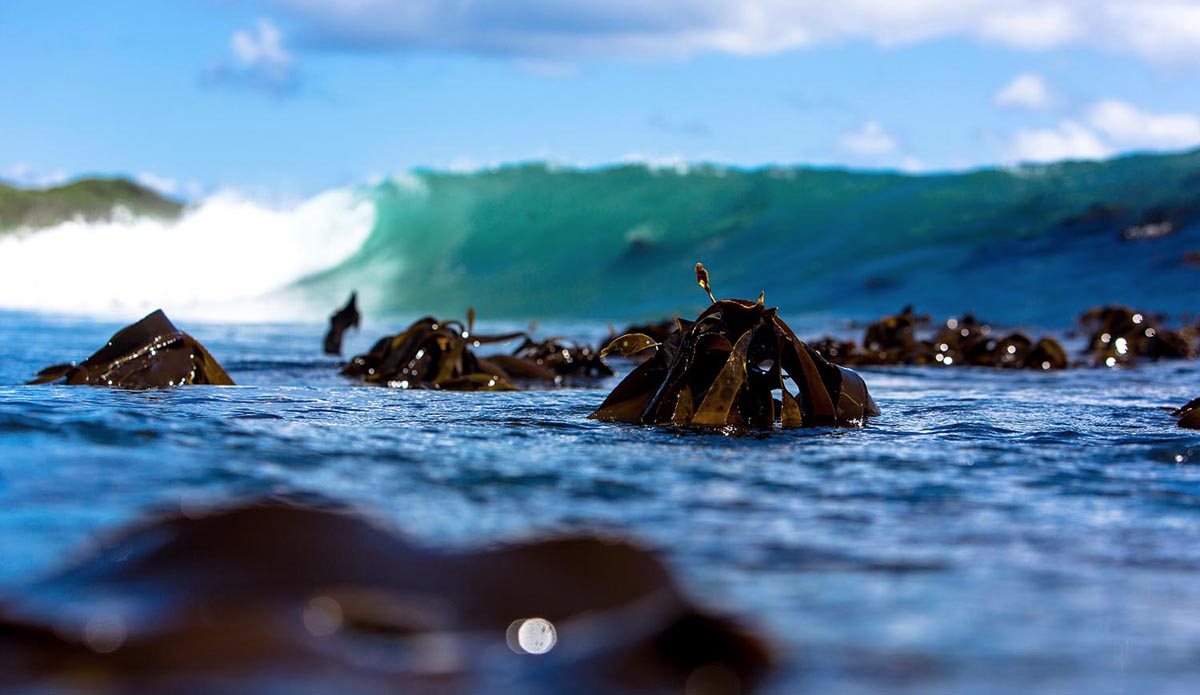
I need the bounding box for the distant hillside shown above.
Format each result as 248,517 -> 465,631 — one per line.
0,177 -> 183,233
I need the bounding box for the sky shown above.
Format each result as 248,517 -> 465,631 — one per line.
2,0 -> 1200,198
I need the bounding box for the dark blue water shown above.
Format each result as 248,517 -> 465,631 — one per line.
2,310 -> 1199,694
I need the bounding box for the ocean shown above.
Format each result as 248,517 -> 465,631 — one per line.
0,154 -> 1198,693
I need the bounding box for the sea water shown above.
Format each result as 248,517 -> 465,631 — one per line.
1,311 -> 1198,695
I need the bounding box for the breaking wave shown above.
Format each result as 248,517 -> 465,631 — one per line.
0,189 -> 376,321
3,149 -> 1198,326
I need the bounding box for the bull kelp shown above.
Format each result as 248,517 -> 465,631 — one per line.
592,263 -> 878,429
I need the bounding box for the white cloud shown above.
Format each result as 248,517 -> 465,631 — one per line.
136,172 -> 179,196
995,73 -> 1051,110
1086,99 -> 1200,149
840,122 -> 898,156
978,4 -> 1081,49
1009,121 -> 1111,162
208,19 -> 296,93
1108,2 -> 1200,64
1005,98 -> 1200,162
1,163 -> 69,187
232,19 -> 294,79
260,1 -> 1200,64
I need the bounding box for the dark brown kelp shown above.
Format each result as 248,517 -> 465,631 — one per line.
345,309 -> 615,390
322,291 -> 360,356
342,311 -> 525,391
27,309 -> 234,388
1175,398 -> 1200,429
810,307 -> 1070,370
591,263 -> 878,429
0,500 -> 773,694
1078,305 -> 1196,366
510,336 -> 615,378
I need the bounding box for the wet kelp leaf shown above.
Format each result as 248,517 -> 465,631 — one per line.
0,500 -> 773,694
343,316 -> 520,391
591,264 -> 879,429
323,291 -> 361,356
27,309 -> 234,388
599,333 -> 660,359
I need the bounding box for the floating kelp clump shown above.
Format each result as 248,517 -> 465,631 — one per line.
0,500 -> 773,694
1174,398 -> 1200,429
27,309 -> 234,388
591,264 -> 878,429
342,312 -> 524,391
810,306 -> 1069,370
344,311 -> 614,390
510,336 -> 615,378
323,291 -> 360,356
1078,305 -> 1196,367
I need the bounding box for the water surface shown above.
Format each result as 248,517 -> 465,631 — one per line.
1,311 -> 1198,694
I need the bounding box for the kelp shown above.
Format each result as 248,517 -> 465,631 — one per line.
1174,397 -> 1200,430
1078,305 -> 1196,366
27,309 -> 234,388
342,311 -> 524,391
591,263 -> 878,429
510,336 -> 615,379
811,307 -> 1070,370
323,291 -> 361,356
0,500 -> 773,694
343,310 -> 614,390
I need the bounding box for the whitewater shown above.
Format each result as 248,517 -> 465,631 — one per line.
0,189 -> 376,321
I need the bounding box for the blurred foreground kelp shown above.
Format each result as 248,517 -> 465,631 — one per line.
593,263 -> 878,429
0,500 -> 772,694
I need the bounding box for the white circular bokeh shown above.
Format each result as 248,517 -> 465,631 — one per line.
506,617 -> 557,654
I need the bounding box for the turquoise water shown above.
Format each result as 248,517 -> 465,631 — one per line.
299,152 -> 1200,326
2,311 -> 1199,694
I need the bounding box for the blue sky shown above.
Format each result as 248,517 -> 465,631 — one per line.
2,0 -> 1200,197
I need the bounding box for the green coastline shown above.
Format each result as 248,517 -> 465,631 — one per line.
0,177 -> 182,234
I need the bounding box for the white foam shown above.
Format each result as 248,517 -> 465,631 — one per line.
0,188 -> 375,322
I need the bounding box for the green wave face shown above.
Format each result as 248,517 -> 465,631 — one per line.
301,152 -> 1200,327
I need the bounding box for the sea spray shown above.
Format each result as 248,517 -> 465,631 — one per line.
0,189 -> 375,321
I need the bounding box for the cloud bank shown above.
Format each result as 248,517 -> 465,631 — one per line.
1008,100 -> 1200,162
258,0 -> 1200,64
